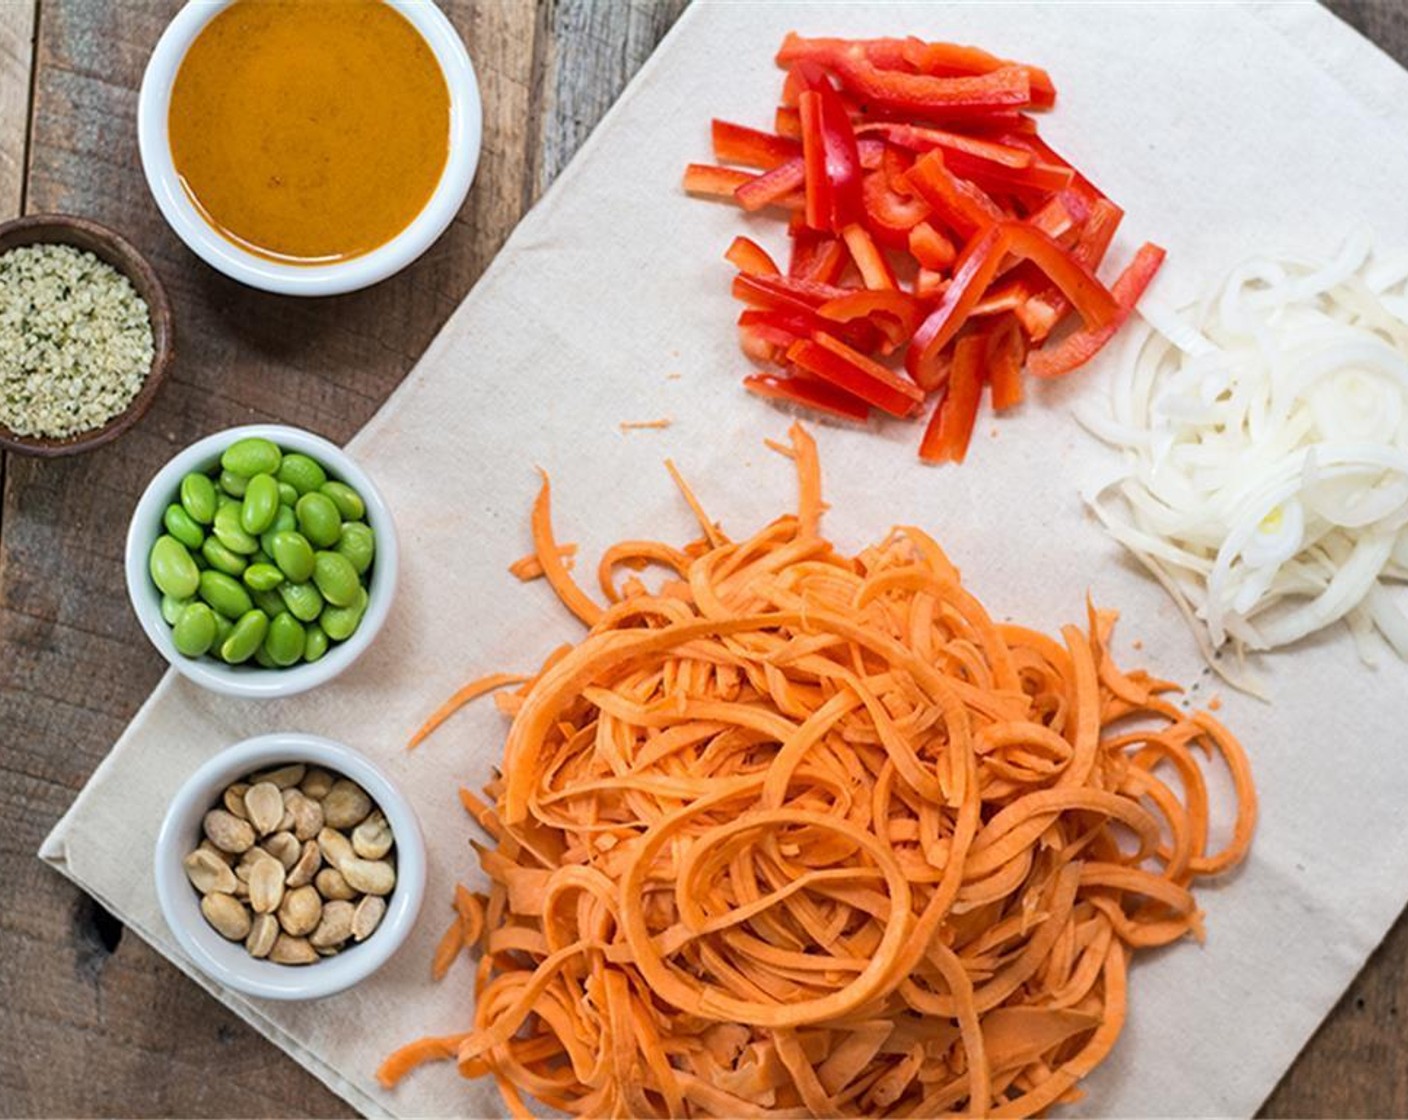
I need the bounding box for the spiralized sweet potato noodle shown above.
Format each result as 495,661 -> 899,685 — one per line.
382,424 -> 1256,1118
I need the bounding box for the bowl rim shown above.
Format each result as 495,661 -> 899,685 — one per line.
124,423 -> 399,699
136,0 -> 482,296
0,212 -> 175,458
153,731 -> 427,1001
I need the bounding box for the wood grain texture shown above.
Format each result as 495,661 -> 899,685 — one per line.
1,1 -> 1406,1117
0,0 -> 34,220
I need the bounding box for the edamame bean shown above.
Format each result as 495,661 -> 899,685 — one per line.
295,492 -> 342,548
320,587 -> 367,641
313,551 -> 360,607
335,522 -> 375,575
278,581 -> 324,623
180,472 -> 218,525
172,602 -> 218,658
161,593 -> 191,626
251,587 -> 286,617
212,611 -> 234,652
221,437 -> 282,478
243,563 -> 285,592
303,624 -> 330,663
151,535 -> 200,599
220,609 -> 270,664
213,504 -> 259,555
164,503 -> 205,550
277,482 -> 299,507
319,480 -> 365,521
240,473 -> 281,535
201,536 -> 248,577
265,612 -> 306,667
270,530 -> 315,583
199,570 -> 253,620
259,504 -> 297,553
277,453 -> 326,495
254,644 -> 277,668
219,469 -> 248,498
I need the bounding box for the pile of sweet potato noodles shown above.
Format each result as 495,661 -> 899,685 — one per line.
381,425 -> 1256,1118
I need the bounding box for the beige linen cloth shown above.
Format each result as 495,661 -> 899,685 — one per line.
40,2 -> 1408,1116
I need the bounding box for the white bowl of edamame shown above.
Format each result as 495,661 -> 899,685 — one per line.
125,424 -> 399,698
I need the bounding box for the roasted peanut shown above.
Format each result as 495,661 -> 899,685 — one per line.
299,766 -> 334,800
222,782 -> 251,820
246,913 -> 278,959
278,884 -> 322,937
340,856 -> 395,896
309,899 -> 354,949
351,810 -> 393,860
250,763 -> 306,789
285,788 -> 324,841
183,848 -> 237,895
248,857 -> 286,915
203,808 -> 254,854
314,867 -> 356,901
351,895 -> 386,942
201,892 -> 252,941
262,830 -> 301,871
269,934 -> 318,965
317,826 -> 354,871
322,778 -> 372,829
286,840 -> 322,889
243,781 -> 285,836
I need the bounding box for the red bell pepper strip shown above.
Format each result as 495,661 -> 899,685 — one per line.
787,333 -> 924,418
725,236 -> 781,277
775,105 -> 802,140
906,221 -> 1119,385
857,122 -> 1033,169
735,157 -> 806,212
738,303 -> 879,355
985,315 -> 1027,410
919,333 -> 986,463
841,224 -> 896,291
943,149 -> 1073,195
739,323 -> 789,365
913,268 -> 948,305
908,222 -> 956,271
1028,243 -> 1165,378
818,289 -> 924,352
775,35 -> 1036,116
776,35 -> 1057,110
743,371 -> 870,422
683,164 -> 756,200
712,120 -> 802,170
861,171 -> 930,248
1018,197 -> 1124,340
797,79 -> 865,232
903,150 -> 1007,238
789,231 -> 848,284
738,271 -> 853,307
899,39 -> 1057,111
798,91 -> 833,231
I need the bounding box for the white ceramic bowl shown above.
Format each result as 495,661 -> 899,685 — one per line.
136,0 -> 482,296
125,424 -> 399,699
155,732 -> 426,1000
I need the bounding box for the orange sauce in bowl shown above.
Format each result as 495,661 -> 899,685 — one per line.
168,0 -> 450,265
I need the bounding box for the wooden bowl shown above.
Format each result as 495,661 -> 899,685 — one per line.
0,213 -> 174,457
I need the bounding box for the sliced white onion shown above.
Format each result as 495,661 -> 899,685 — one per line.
1086,234 -> 1408,682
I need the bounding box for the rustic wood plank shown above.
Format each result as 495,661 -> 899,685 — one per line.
4,0 -> 1408,1117
0,0 -> 540,1114
0,0 -> 34,220
536,0 -> 691,194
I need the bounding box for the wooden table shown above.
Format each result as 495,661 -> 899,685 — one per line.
0,2 -> 1404,1115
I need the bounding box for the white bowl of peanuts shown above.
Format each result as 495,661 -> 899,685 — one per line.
154,732 -> 426,1000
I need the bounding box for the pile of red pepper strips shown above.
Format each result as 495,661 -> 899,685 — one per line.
683,33 -> 1165,463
